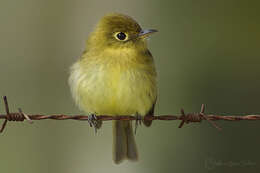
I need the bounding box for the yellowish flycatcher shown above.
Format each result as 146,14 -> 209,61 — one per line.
69,13 -> 157,164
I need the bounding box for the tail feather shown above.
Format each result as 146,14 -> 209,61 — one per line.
113,120 -> 127,164
113,120 -> 138,164
125,121 -> 138,161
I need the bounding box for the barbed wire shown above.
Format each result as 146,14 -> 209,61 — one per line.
1,96 -> 260,133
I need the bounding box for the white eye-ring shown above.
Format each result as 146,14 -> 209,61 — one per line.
114,32 -> 128,41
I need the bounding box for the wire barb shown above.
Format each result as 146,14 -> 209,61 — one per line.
199,104 -> 221,130
0,96 -> 10,133
0,96 -> 33,133
18,108 -> 33,124
178,104 -> 222,130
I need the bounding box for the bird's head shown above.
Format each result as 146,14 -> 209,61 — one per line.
87,13 -> 157,52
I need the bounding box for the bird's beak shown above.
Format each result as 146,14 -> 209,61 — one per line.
138,29 -> 158,38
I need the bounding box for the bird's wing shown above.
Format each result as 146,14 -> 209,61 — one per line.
143,98 -> 156,127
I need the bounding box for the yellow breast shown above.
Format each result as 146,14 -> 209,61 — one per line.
69,48 -> 157,116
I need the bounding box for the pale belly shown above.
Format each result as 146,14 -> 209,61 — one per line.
69,62 -> 157,116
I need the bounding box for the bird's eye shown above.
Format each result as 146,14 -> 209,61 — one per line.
115,32 -> 127,41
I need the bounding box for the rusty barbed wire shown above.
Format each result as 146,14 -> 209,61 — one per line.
1,96 -> 260,133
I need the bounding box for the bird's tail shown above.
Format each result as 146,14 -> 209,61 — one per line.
112,120 -> 138,164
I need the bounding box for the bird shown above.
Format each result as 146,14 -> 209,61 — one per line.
69,13 -> 157,164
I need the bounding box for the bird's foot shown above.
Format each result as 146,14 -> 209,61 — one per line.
134,114 -> 142,135
88,114 -> 100,134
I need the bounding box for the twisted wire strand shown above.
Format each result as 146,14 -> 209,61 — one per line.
1,114 -> 260,121
1,96 -> 260,133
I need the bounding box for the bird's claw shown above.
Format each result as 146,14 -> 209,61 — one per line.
134,114 -> 142,135
88,114 -> 99,134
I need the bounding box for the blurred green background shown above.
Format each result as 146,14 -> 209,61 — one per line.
1,0 -> 260,172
